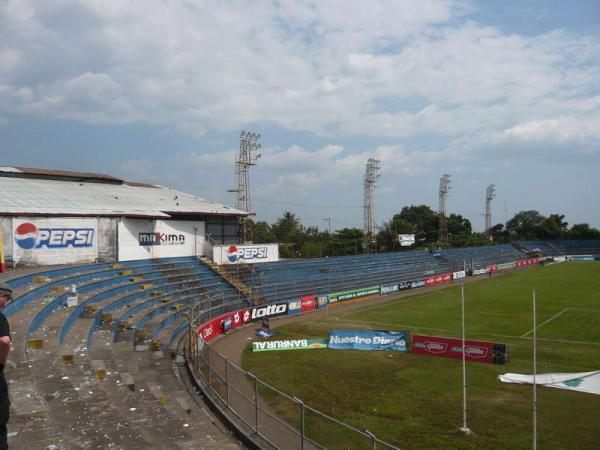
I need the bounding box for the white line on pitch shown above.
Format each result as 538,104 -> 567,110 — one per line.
521,308 -> 569,338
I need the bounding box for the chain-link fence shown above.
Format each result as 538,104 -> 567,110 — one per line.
187,332 -> 399,450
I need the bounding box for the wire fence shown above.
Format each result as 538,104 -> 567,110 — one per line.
187,330 -> 399,450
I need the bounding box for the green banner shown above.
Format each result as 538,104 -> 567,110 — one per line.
497,262 -> 516,269
328,285 -> 380,303
252,339 -> 328,352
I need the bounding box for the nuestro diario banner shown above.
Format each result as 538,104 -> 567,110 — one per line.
328,329 -> 408,352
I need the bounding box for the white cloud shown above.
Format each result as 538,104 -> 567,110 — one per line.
0,0 -> 597,143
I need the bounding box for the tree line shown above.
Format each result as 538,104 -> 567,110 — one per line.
248,207 -> 600,258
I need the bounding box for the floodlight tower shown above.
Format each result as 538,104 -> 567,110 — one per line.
484,184 -> 496,240
363,158 -> 381,254
229,130 -> 261,242
438,174 -> 451,244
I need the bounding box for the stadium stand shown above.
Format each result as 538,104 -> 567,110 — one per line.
515,240 -> 600,257
3,257 -> 246,449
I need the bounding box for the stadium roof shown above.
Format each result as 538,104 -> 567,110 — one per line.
0,166 -> 249,219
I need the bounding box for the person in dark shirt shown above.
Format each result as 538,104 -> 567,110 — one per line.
0,281 -> 12,450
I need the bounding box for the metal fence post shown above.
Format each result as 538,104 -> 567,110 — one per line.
225,359 -> 229,407
207,345 -> 211,387
254,374 -> 259,433
365,429 -> 376,450
293,396 -> 305,450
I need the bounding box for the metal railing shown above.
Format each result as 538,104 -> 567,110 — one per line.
186,333 -> 399,450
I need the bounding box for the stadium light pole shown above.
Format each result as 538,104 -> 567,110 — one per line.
459,284 -> 471,435
532,289 -> 537,450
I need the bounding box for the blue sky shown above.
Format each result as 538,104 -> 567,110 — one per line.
1,0 -> 599,232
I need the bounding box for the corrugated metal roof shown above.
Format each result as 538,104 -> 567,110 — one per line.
2,166 -> 123,182
0,176 -> 248,218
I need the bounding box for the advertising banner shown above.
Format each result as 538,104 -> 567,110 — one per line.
242,302 -> 288,323
410,279 -> 426,289
118,218 -> 205,261
380,284 -> 399,296
197,309 -> 245,342
398,234 -> 415,246
287,300 -> 301,314
496,262 -> 516,270
13,217 -> 98,266
317,296 -> 328,308
452,270 -> 466,280
213,244 -> 279,265
300,295 -> 316,311
472,268 -> 489,276
425,273 -> 452,286
328,330 -> 408,352
411,335 -> 508,364
328,286 -> 380,303
486,264 -> 497,272
567,255 -> 595,261
252,339 -> 328,352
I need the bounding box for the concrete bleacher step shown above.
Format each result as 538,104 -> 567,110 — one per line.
4,258 -> 243,449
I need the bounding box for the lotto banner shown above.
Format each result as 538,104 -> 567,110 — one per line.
411,335 -> 508,364
425,273 -> 452,286
328,330 -> 408,352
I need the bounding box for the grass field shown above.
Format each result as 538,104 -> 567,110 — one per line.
242,262 -> 600,449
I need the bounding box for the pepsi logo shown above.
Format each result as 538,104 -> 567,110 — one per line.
14,223 -> 38,250
226,245 -> 239,262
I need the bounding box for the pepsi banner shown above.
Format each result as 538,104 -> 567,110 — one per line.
13,218 -> 98,266
328,330 -> 408,352
213,243 -> 279,265
411,335 -> 508,364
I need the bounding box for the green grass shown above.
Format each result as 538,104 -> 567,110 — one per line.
242,262 -> 600,449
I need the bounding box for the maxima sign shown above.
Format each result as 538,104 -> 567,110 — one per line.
213,243 -> 279,265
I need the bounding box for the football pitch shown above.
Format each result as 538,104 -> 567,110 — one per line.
242,262 -> 600,449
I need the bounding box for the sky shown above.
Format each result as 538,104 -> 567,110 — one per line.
1,0 -> 599,232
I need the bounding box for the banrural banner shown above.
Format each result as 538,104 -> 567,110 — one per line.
412,335 -> 508,364
252,339 -> 328,352
473,267 -> 489,276
328,286 -> 380,303
328,330 -> 408,352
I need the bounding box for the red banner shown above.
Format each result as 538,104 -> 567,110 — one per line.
486,264 -> 497,272
300,294 -> 316,311
411,335 -> 507,364
425,273 -> 452,286
197,309 -> 245,342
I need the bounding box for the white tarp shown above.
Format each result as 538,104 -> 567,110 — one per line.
398,234 -> 415,246
12,217 -> 98,266
213,244 -> 279,265
118,218 -> 205,261
498,371 -> 600,395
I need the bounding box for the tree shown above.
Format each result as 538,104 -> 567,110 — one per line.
251,220 -> 275,243
569,223 -> 600,240
506,210 -> 546,240
540,214 -> 568,239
